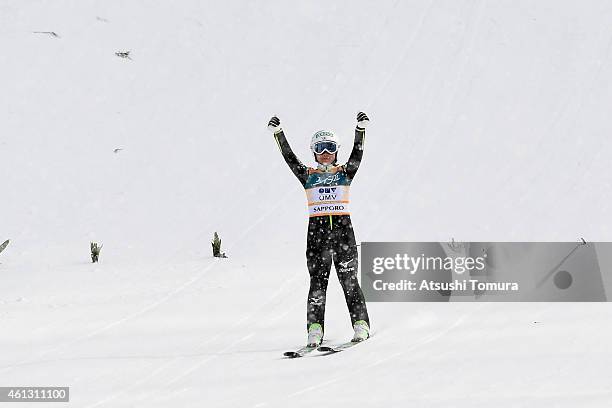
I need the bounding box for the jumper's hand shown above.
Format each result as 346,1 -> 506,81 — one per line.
357,112 -> 370,129
356,112 -> 369,129
267,116 -> 282,133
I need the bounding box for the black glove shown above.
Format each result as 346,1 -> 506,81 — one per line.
356,112 -> 369,129
267,116 -> 282,133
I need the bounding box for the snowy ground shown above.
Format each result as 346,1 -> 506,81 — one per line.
1,0 -> 612,406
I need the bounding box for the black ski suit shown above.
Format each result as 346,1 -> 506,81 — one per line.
274,127 -> 370,335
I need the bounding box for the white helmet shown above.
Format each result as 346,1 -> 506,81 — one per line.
310,130 -> 341,154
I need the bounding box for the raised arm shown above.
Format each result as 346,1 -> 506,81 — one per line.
268,116 -> 308,185
344,112 -> 369,179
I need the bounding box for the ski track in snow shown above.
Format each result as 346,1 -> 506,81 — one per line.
78,195 -> 302,407
365,0 -> 435,112
1,172 -> 294,379
268,305 -> 484,408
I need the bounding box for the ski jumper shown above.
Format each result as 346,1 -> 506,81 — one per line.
274,127 -> 370,334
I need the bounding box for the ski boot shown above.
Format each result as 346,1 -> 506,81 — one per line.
307,323 -> 323,347
351,320 -> 370,343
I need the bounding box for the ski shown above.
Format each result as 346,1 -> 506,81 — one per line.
283,345 -> 318,358
318,340 -> 364,354
0,240 -> 9,256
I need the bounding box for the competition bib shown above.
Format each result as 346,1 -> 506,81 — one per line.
304,167 -> 351,217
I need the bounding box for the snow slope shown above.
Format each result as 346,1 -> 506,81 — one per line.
1,0 -> 612,406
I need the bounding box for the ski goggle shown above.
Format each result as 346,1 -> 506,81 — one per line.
313,141 -> 338,154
